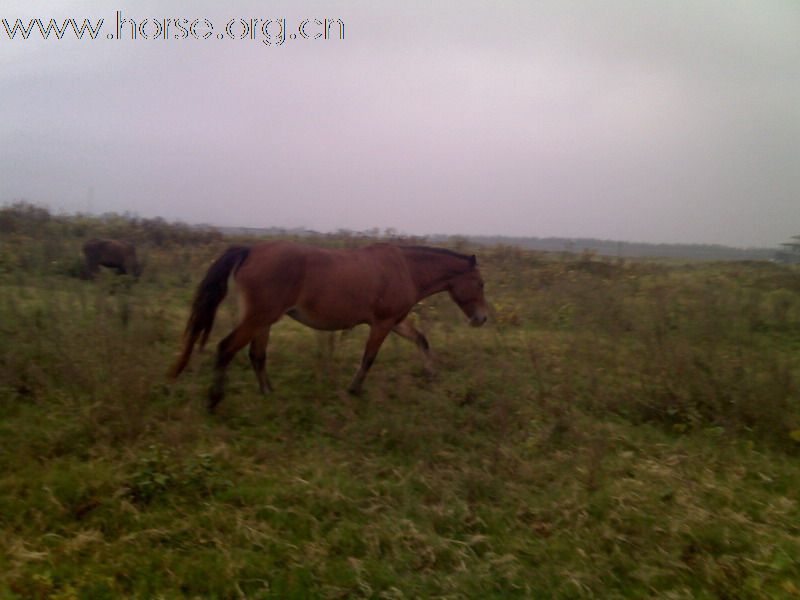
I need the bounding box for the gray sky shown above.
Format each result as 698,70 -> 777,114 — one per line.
1,1 -> 798,247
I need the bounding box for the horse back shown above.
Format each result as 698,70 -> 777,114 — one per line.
234,242 -> 417,327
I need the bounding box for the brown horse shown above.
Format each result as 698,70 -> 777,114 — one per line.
169,241 -> 489,412
83,238 -> 141,278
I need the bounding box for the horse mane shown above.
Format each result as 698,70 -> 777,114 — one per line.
400,245 -> 476,265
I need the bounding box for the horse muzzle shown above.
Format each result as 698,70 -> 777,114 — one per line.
470,314 -> 488,327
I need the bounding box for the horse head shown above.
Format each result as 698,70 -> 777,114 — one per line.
447,255 -> 488,327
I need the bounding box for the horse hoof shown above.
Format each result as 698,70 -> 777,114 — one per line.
207,394 -> 222,413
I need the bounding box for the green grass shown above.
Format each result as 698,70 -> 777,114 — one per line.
2,224 -> 800,598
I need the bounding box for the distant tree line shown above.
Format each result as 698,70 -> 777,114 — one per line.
0,201 -> 786,261
775,235 -> 800,264
432,235 -> 778,261
0,201 -> 222,246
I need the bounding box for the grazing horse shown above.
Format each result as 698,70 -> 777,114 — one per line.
169,241 -> 489,412
83,238 -> 141,278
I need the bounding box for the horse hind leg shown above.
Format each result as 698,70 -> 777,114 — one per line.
209,318 -> 261,413
84,258 -> 99,279
248,326 -> 273,395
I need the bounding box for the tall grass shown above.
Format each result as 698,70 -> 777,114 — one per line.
1,207 -> 800,598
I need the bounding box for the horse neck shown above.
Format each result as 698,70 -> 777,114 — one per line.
400,248 -> 468,301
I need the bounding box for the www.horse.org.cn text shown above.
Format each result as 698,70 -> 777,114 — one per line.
0,12 -> 345,46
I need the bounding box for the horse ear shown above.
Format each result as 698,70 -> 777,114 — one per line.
469,255 -> 477,267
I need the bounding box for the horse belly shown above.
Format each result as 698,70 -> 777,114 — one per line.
285,307 -> 362,331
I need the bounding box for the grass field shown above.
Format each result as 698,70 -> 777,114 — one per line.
2,208 -> 800,598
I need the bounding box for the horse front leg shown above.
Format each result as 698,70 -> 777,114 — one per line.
348,322 -> 393,395
392,319 -> 434,376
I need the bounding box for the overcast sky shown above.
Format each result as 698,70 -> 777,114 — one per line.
1,1 -> 798,246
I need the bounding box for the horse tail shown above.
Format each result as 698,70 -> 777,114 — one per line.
169,245 -> 251,378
